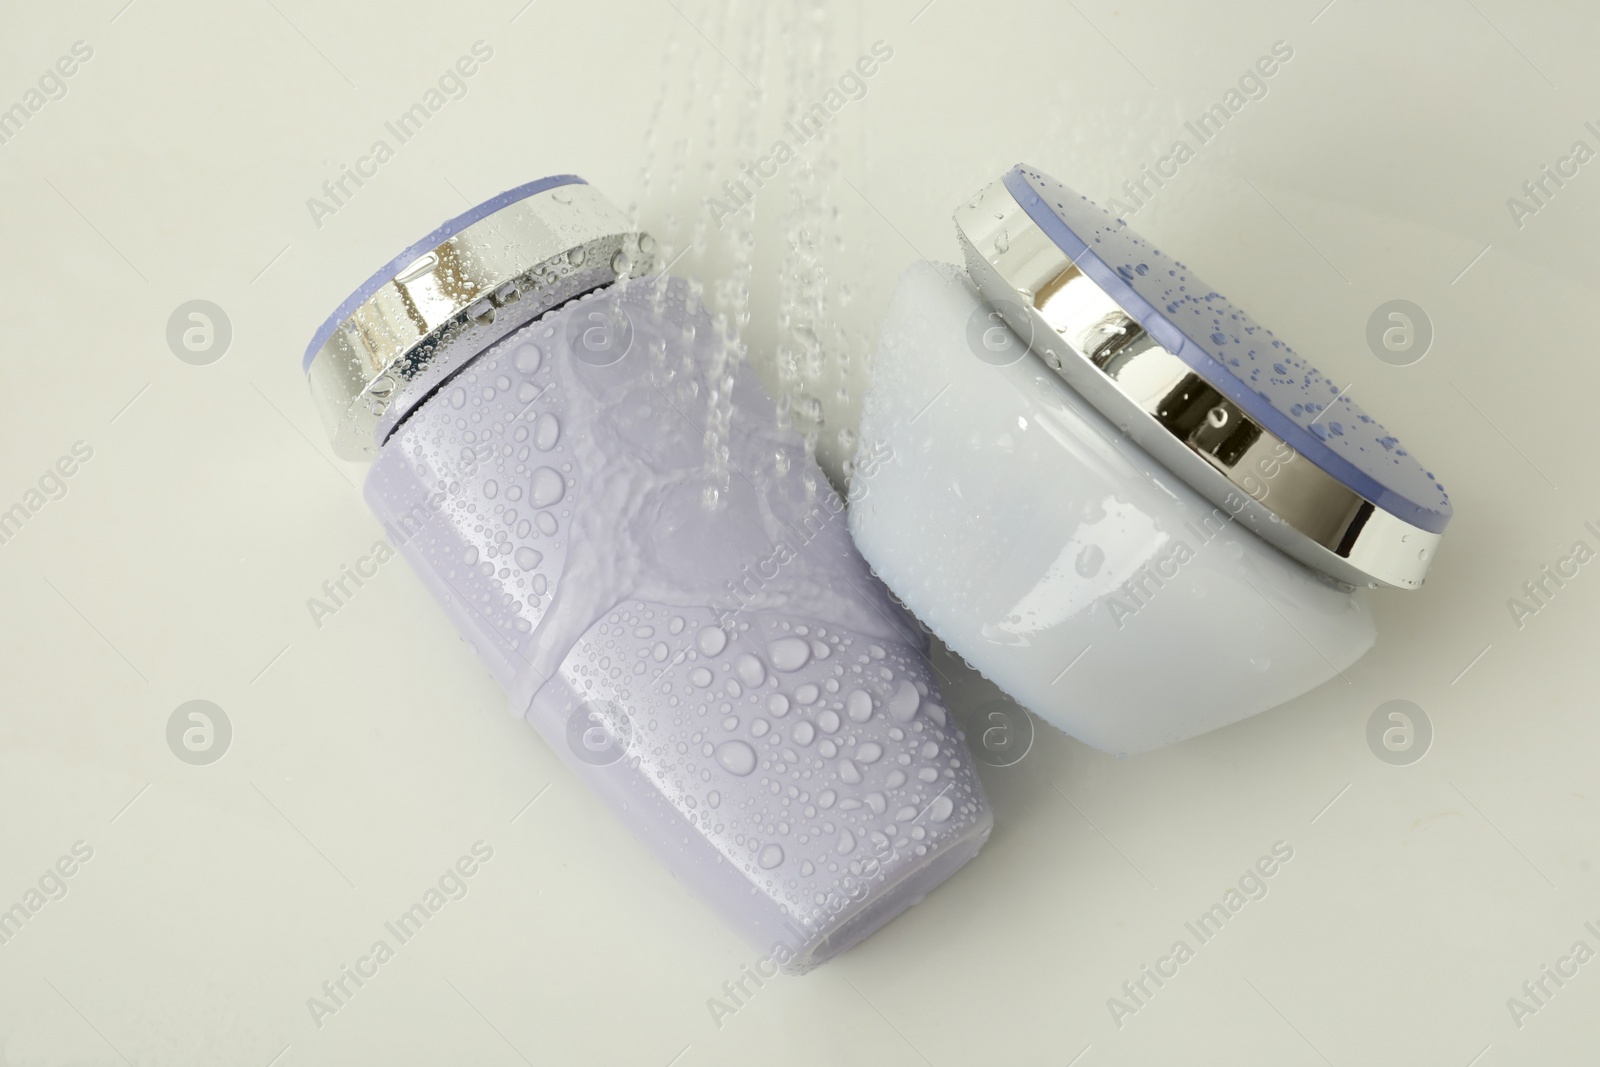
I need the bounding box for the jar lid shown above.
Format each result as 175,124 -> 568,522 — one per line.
304,175 -> 654,459
956,164 -> 1450,589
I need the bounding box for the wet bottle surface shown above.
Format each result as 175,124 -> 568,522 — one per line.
308,179 -> 992,971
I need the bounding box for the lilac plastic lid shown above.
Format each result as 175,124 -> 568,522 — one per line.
1004,165 -> 1450,535
301,174 -> 586,373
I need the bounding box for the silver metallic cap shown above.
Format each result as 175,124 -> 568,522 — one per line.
956,175 -> 1442,590
305,176 -> 655,460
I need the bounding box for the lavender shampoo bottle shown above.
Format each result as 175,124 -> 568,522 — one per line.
303,176 -> 992,971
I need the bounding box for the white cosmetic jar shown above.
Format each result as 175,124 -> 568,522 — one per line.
848,166 -> 1450,755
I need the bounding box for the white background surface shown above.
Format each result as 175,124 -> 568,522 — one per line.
1,1 -> 1597,1064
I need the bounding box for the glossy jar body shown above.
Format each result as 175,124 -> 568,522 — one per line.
850,263 -> 1376,755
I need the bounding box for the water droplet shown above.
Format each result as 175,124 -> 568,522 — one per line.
534,413 -> 560,451
536,512 -> 558,536
611,250 -> 632,275
715,740 -> 757,776
767,693 -> 790,717
697,627 -> 728,656
887,679 -> 920,724
792,721 -> 815,745
736,653 -> 766,687
707,790 -> 720,808
839,758 -> 863,784
758,844 -> 784,870
818,789 -> 836,809
855,742 -> 883,765
514,343 -> 542,375
689,667 -> 713,687
794,683 -> 819,705
1075,543 -> 1105,578
846,689 -> 873,722
531,467 -> 565,508
836,829 -> 856,854
770,637 -> 811,671
514,547 -> 542,571
994,229 -> 1010,253
865,792 -> 886,815
462,545 -> 479,565
817,709 -> 840,733
929,795 -> 955,823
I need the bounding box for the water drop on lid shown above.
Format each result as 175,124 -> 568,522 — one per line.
758,844 -> 784,870
846,689 -> 873,722
767,693 -> 790,717
839,758 -> 863,784
929,795 -> 955,823
462,545 -> 479,565
689,667 -> 713,687
795,683 -> 819,705
707,790 -> 720,808
714,740 -> 757,776
855,742 -> 883,764
531,467 -> 565,508
994,229 -> 1009,253
514,546 -> 542,571
1075,543 -> 1105,578
697,627 -> 728,656
611,250 -> 631,275
836,829 -> 856,854
818,789 -> 836,809
770,637 -> 811,671
792,720 -> 815,745
865,792 -> 886,815
895,805 -> 919,822
536,512 -> 558,536
817,709 -> 840,733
